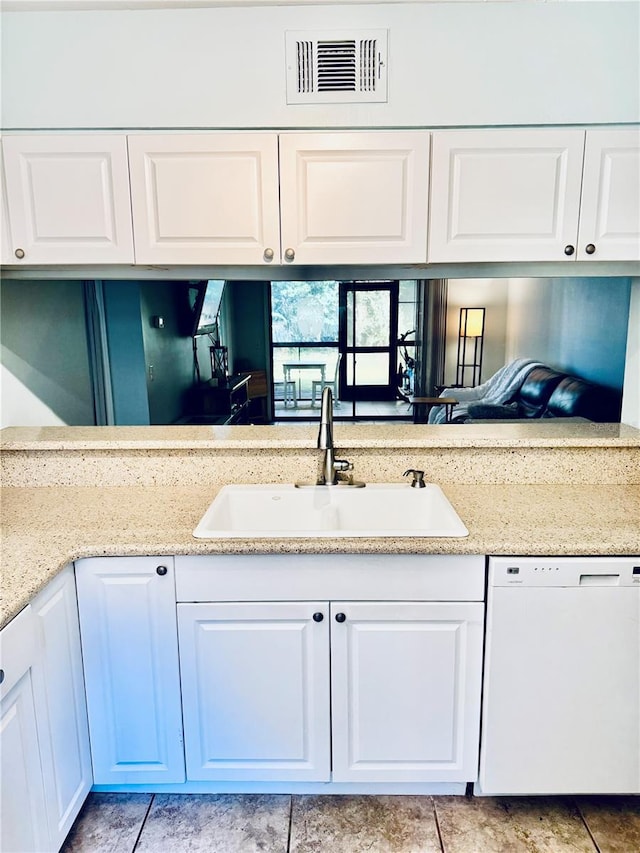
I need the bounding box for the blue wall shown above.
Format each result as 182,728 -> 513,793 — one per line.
509,277 -> 632,391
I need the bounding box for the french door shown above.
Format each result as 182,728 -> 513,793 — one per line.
338,282 -> 399,402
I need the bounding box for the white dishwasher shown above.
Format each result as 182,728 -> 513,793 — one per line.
478,556 -> 640,795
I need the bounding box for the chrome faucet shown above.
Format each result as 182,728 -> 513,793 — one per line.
316,387 -> 363,486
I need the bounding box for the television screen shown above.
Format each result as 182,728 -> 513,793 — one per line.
184,280 -> 226,337
196,280 -> 225,335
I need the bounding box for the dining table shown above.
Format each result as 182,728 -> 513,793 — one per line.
282,361 -> 327,406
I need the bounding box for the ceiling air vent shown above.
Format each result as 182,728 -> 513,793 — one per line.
286,30 -> 388,104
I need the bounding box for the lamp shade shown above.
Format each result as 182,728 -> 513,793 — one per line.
464,308 -> 485,338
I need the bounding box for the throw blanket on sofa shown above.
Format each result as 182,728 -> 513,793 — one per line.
428,358 -> 545,424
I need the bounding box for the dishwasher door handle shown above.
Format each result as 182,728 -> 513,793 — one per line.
579,573 -> 620,586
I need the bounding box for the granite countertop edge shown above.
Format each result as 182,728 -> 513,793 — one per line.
2,423 -> 640,451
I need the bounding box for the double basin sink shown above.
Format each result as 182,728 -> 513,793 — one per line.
194,483 -> 468,539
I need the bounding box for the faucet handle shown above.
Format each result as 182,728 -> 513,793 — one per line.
334,459 -> 354,472
403,469 -> 426,488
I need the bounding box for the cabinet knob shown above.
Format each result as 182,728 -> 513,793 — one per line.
0,669 -> 4,685
14,248 -> 25,259
313,612 -> 324,622
585,243 -> 596,255
284,247 -> 295,262
263,247 -> 274,262
156,565 -> 168,576
564,244 -> 575,256
335,612 -> 346,623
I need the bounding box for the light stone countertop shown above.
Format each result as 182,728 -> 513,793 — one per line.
2,481 -> 639,630
3,422 -> 640,450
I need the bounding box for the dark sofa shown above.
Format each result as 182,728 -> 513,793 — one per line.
458,366 -> 622,423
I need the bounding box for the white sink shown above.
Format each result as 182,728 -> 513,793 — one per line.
193,483 -> 468,539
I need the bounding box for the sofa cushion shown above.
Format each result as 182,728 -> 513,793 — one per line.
466,402 -> 521,420
515,367 -> 566,417
544,377 -> 622,422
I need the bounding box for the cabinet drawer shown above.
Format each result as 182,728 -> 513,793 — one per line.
175,554 -> 485,603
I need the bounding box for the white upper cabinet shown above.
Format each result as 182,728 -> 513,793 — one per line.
577,128 -> 640,261
279,131 -> 430,265
128,131 -> 430,266
1,147 -> 13,266
128,133 -> 281,265
2,135 -> 134,265
429,129 -> 585,262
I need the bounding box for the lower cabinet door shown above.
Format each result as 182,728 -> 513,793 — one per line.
31,565 -> 92,850
330,601 -> 484,783
0,607 -> 51,853
178,602 -> 331,781
75,557 -> 185,784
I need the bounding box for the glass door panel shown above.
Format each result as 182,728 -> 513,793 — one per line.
339,282 -> 398,402
354,290 -> 391,347
345,353 -> 390,387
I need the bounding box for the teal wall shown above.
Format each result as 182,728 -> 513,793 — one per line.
102,282 -> 150,425
226,281 -> 271,376
139,281 -> 194,424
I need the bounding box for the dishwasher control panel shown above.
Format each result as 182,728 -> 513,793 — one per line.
489,556 -> 640,587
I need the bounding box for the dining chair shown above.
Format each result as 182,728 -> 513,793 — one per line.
311,354 -> 341,406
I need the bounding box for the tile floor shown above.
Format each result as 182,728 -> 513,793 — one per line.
61,793 -> 640,853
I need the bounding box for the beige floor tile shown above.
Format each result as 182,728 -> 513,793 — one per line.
576,796 -> 640,853
134,793 -> 291,853
61,792 -> 152,853
289,794 -> 442,853
434,795 -> 597,853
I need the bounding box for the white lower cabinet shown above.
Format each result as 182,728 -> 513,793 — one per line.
75,556 -> 185,785
0,565 -> 91,853
30,566 -> 92,850
175,554 -> 485,787
0,606 -> 50,853
330,601 -> 484,783
178,602 -> 331,781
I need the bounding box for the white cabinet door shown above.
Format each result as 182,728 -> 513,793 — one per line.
2,134 -> 134,264
178,601 -> 331,782
1,144 -> 13,265
429,129 -> 585,262
279,131 -> 430,265
578,128 -> 640,261
330,601 -> 484,783
31,565 -> 92,850
75,556 -> 185,785
128,133 -> 281,265
0,607 -> 51,853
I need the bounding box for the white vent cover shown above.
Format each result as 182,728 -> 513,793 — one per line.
286,30 -> 388,104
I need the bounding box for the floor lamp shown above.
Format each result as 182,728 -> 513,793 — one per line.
456,307 -> 485,387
